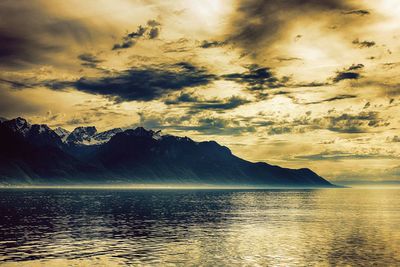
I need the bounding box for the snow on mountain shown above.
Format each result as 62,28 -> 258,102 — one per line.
2,117 -> 32,136
66,126 -> 98,145
30,124 -> 52,134
54,127 -> 71,142
93,128 -> 123,144
66,126 -> 124,145
1,116 -> 163,146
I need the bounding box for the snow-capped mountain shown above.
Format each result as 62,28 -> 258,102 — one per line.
54,127 -> 71,142
0,117 -> 335,187
2,117 -> 32,136
66,126 -> 98,145
1,118 -> 63,148
64,126 -> 124,145
93,128 -> 123,144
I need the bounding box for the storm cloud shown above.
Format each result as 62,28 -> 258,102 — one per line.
222,64 -> 286,90
46,62 -> 216,102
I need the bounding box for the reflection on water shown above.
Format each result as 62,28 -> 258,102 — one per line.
0,189 -> 399,266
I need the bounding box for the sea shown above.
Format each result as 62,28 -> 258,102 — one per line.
0,188 -> 399,266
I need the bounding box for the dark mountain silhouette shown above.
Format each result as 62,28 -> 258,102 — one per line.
0,117 -> 335,187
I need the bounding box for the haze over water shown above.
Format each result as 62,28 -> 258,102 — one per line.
0,188 -> 399,266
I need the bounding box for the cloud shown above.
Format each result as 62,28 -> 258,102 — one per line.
257,110 -> 389,135
222,64 -> 287,90
274,57 -> 303,62
199,40 -> 227,49
227,0 -> 357,56
45,62 -> 216,102
165,93 -> 250,111
267,126 -> 293,135
352,39 -> 376,48
294,151 -> 395,161
320,111 -> 389,133
342,10 -> 370,16
176,117 -> 256,135
112,20 -> 161,50
78,53 -> 104,68
302,94 -> 357,105
191,96 -> 250,111
347,63 -> 365,71
0,78 -> 34,89
333,72 -> 360,82
0,1 -> 93,68
136,112 -> 256,136
332,64 -> 364,83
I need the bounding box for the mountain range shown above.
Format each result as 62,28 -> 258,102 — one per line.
0,117 -> 335,187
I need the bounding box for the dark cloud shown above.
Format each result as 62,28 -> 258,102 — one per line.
321,111 -> 388,133
147,20 -> 161,27
275,57 -> 303,62
45,62 -> 216,102
78,53 -> 104,68
0,1 -> 92,68
222,64 -> 287,90
165,93 -> 250,111
333,72 -> 360,82
112,40 -> 135,50
148,27 -> 160,39
352,39 -> 376,48
199,40 -> 227,49
191,96 -> 250,111
267,126 -> 293,135
332,64 -> 364,83
228,0 -> 356,56
112,26 -> 145,50
342,10 -> 370,16
347,63 -> 365,71
261,110 -> 389,135
112,20 -> 161,50
303,94 -> 357,105
165,92 -> 199,104
0,78 -> 34,89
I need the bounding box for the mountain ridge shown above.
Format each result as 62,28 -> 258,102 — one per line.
0,117 -> 336,187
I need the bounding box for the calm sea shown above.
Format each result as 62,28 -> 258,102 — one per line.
0,188 -> 399,266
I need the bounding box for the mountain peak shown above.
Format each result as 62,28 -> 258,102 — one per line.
93,128 -> 123,144
130,127 -> 156,137
2,117 -> 32,136
66,126 -> 98,145
54,127 -> 71,142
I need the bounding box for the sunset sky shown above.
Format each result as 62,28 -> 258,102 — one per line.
0,0 -> 399,183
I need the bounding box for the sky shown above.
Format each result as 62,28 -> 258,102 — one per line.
0,0 -> 399,184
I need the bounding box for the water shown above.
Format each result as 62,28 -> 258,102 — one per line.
0,188 -> 399,266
